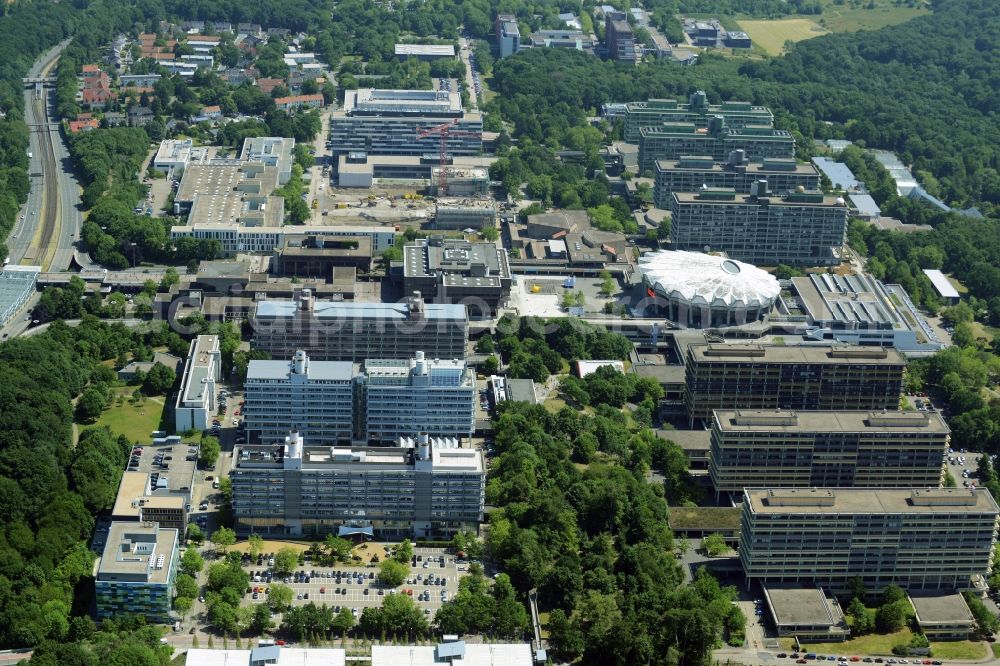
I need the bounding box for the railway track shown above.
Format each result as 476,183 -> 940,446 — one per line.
23,57 -> 61,270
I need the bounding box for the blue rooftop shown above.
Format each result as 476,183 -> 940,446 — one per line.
812,157 -> 863,192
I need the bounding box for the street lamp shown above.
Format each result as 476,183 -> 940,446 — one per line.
129,242 -> 137,268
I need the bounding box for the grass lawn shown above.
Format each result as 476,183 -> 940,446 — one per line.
797,627 -> 912,655
538,611 -> 551,639
928,641 -> 987,660
991,643 -> 1000,659
818,2 -> 928,32
92,390 -> 167,442
737,18 -> 829,55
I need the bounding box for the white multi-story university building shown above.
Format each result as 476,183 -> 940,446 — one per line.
360,351 -> 476,443
244,351 -> 354,444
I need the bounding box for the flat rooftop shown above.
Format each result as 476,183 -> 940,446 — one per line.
183,335 -> 218,404
187,193 -> 284,227
672,190 -> 844,207
404,238 -> 509,285
247,358 -> 354,381
111,471 -> 151,518
909,591 -> 974,625
746,488 -> 1000,515
656,157 -> 817,176
632,363 -> 685,384
176,163 -> 280,202
811,156 -> 862,191
395,44 -> 456,57
371,643 -> 533,666
237,441 -> 482,473
342,88 -> 463,116
97,522 -> 177,584
714,409 -> 949,434
764,585 -> 844,628
185,647 -> 346,666
792,273 -> 905,328
667,505 -> 742,531
688,343 -> 905,365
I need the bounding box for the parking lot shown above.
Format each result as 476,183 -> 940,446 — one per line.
947,448 -> 984,488
127,440 -> 198,495
239,547 -> 466,617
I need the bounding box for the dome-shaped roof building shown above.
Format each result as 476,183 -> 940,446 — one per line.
638,250 -> 780,328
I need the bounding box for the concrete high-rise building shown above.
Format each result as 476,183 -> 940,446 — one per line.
175,335 -> 221,432
653,152 -> 820,207
710,410 -> 949,496
638,116 -> 794,172
605,11 -> 637,62
251,290 -> 469,362
669,183 -> 849,266
684,344 -> 906,424
96,522 -> 179,622
624,92 -> 774,143
231,432 -> 485,539
244,351 -> 355,444
496,14 -> 521,58
360,352 -> 476,442
328,89 -> 482,157
740,488 -> 999,592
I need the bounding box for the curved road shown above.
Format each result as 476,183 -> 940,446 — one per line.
7,39 -> 93,272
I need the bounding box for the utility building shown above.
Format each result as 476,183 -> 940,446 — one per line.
624,92 -> 774,143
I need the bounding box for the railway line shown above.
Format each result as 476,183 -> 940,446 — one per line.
22,57 -> 61,270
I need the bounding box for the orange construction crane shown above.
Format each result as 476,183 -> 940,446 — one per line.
416,120 -> 479,196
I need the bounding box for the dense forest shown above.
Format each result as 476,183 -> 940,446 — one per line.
486,401 -> 737,665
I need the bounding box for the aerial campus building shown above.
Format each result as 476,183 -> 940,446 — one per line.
638,250 -> 780,329
96,522 -> 179,622
604,11 -> 637,62
496,14 -> 521,58
174,335 -> 221,432
623,92 -> 774,143
402,236 -> 512,311
683,343 -> 906,423
710,410 -> 949,496
638,117 -> 795,173
230,431 -> 485,539
668,182 -> 849,267
359,351 -> 476,443
251,290 -> 469,362
653,152 -> 820,207
243,350 -> 476,444
328,89 -> 482,157
740,488 -> 999,592
244,351 -> 355,444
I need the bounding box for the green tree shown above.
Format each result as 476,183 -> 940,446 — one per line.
251,602 -> 273,635
882,584 -> 906,605
474,336 -> 495,354
188,523 -> 204,544
331,606 -> 355,635
875,600 -> 908,633
268,583 -> 294,612
481,354 -> 500,375
393,540 -> 414,563
199,436 -> 221,468
480,226 -> 499,242
181,548 -> 204,576
273,547 -> 299,576
847,597 -> 875,634
324,535 -> 353,561
175,573 -> 199,599
212,527 -> 236,553
74,388 -> 108,422
141,362 -> 176,395
379,559 -> 408,587
247,534 -> 264,560
174,595 -> 193,620
702,533 -> 729,557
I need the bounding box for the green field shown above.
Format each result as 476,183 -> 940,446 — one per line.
92,390 -> 167,442
819,3 -> 929,32
788,629 -> 986,660
737,18 -> 829,55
